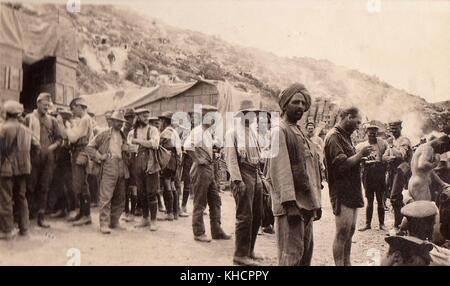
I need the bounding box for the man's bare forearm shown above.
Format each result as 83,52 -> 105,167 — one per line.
339,152 -> 363,172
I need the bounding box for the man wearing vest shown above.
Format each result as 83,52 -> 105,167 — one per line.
64,97 -> 94,226
129,108 -> 160,231
87,110 -> 130,234
158,111 -> 183,221
0,101 -> 40,239
357,125 -> 389,231
269,83 -> 322,266
225,100 -> 264,266
383,120 -> 412,232
184,105 -> 231,242
25,92 -> 62,228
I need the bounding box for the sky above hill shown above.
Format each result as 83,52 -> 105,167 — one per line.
31,0 -> 450,102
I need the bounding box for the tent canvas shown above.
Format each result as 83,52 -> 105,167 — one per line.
0,4 -> 77,64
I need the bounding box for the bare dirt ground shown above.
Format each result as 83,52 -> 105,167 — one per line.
0,183 -> 391,266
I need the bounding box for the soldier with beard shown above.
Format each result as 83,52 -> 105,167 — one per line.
269,83 -> 323,266
129,109 -> 160,231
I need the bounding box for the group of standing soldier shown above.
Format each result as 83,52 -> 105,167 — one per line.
1,84 -> 449,266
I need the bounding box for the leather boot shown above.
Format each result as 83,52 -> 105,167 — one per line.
378,207 -> 387,230
37,212 -> 50,228
72,215 -> 92,226
149,201 -> 158,221
135,217 -> 150,228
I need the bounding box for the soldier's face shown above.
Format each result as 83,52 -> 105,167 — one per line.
390,126 -> 401,138
307,125 -> 315,136
346,113 -> 362,133
125,116 -> 135,125
111,119 -> 123,130
367,129 -> 378,139
138,113 -> 149,123
37,100 -> 51,114
285,93 -> 306,122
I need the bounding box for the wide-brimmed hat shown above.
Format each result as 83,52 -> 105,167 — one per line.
109,110 -> 127,123
124,108 -> 136,118
237,100 -> 260,113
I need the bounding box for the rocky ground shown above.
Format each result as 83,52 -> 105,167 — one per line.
0,183 -> 391,266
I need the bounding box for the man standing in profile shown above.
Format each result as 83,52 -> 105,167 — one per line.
383,120 -> 412,231
25,92 -> 62,228
324,107 -> 373,266
64,97 -> 94,226
184,105 -> 230,243
269,83 -> 322,266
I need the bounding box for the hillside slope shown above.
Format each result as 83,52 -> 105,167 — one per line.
12,4 -> 448,141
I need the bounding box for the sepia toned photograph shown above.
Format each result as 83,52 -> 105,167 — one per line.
0,0 -> 449,269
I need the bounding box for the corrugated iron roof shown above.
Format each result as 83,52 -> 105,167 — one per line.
125,80 -> 217,109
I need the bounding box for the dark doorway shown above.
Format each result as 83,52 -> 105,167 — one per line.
20,57 -> 54,113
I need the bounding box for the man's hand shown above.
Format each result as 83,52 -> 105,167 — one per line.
98,153 -> 108,161
359,145 -> 374,157
233,180 -> 246,198
386,136 -> 394,145
56,115 -> 65,128
47,142 -> 59,152
121,144 -> 131,153
65,120 -> 72,129
283,201 -> 302,225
